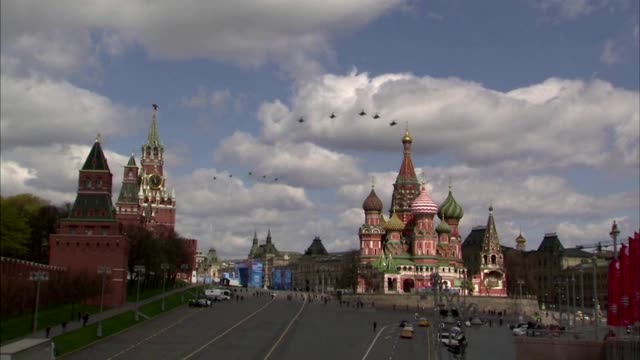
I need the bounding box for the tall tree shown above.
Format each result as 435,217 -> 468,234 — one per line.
337,250 -> 360,293
0,198 -> 31,257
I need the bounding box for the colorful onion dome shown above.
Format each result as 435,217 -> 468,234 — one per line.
362,187 -> 383,212
437,188 -> 464,221
436,220 -> 451,234
383,211 -> 405,232
411,184 -> 438,215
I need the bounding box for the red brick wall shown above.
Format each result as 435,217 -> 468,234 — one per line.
49,233 -> 129,307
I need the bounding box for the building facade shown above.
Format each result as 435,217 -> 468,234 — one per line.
247,230 -> 294,288
49,137 -> 129,307
357,128 -> 466,294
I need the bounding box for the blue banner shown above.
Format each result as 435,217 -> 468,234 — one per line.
236,263 -> 249,287
250,261 -> 263,288
284,269 -> 292,290
272,270 -> 282,290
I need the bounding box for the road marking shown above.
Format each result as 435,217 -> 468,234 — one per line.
107,308 -> 205,359
181,299 -> 275,360
262,299 -> 307,360
362,325 -> 387,360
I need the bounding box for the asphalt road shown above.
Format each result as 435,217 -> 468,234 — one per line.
62,293 -> 518,360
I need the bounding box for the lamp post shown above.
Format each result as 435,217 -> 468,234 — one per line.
609,220 -> 620,258
97,266 -> 112,337
570,275 -> 576,328
29,271 -> 49,333
565,277 -> 570,327
591,257 -> 599,340
579,267 -> 585,326
134,265 -> 145,321
180,264 -> 188,303
517,279 -> 525,316
555,278 -> 562,325
161,263 -> 170,311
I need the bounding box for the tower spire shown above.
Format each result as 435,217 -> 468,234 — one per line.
146,104 -> 161,147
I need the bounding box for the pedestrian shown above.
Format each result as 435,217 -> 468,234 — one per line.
61,321 -> 67,333
45,325 -> 51,338
83,313 -> 89,327
78,311 -> 82,322
373,321 -> 377,333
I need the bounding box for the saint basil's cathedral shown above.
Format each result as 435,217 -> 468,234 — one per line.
357,128 -> 507,296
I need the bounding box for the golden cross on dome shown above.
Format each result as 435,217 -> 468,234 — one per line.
448,176 -> 452,191
371,176 -> 375,189
95,133 -> 101,142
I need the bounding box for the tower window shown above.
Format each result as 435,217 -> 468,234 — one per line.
97,179 -> 103,188
86,179 -> 92,188
128,170 -> 133,178
491,255 -> 497,265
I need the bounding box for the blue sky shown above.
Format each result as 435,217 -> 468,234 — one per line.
1,0 -> 638,258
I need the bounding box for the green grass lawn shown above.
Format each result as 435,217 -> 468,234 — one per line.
53,311 -> 138,355
54,286 -> 201,356
0,303 -> 99,345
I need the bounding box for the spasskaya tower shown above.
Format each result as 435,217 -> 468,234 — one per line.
139,104 -> 176,232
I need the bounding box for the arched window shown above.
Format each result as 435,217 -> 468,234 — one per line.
491,254 -> 497,264
483,255 -> 488,264
85,179 -> 92,188
128,170 -> 133,178
97,179 -> 103,188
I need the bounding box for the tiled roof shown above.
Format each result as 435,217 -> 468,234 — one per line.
81,140 -> 110,171
304,237 -> 329,256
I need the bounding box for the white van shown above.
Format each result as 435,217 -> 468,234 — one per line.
205,288 -> 231,301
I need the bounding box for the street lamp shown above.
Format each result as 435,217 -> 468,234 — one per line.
29,271 -> 49,333
579,267 -> 585,326
180,264 -> 189,303
591,256 -> 599,340
517,279 -> 525,316
161,263 -> 170,311
570,275 -> 576,328
134,265 -> 145,321
97,266 -> 112,337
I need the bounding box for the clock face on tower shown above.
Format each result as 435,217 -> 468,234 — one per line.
149,173 -> 163,189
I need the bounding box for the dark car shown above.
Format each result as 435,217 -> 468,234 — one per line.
189,298 -> 212,307
400,320 -> 407,328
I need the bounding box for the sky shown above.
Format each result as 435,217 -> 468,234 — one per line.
1,0 -> 638,259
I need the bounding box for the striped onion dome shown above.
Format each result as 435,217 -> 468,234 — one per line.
362,187 -> 383,212
411,184 -> 438,215
435,220 -> 451,234
437,189 -> 464,221
383,211 -> 405,232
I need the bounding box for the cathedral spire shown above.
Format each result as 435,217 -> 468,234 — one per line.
482,205 -> 500,253
266,228 -> 272,244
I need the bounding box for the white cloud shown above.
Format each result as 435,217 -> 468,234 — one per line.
0,72 -> 139,150
1,0 -> 404,79
182,87 -> 234,113
0,143 -> 129,206
257,72 -> 639,169
215,132 -> 365,188
531,0 -> 614,19
555,216 -> 634,248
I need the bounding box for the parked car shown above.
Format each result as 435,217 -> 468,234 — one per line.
400,320 -> 408,328
189,298 -> 212,307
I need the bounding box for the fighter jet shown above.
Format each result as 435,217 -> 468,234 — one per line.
359,110 -> 366,116
373,113 -> 380,119
389,120 -> 398,126
298,117 -> 305,123
329,113 -> 336,119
